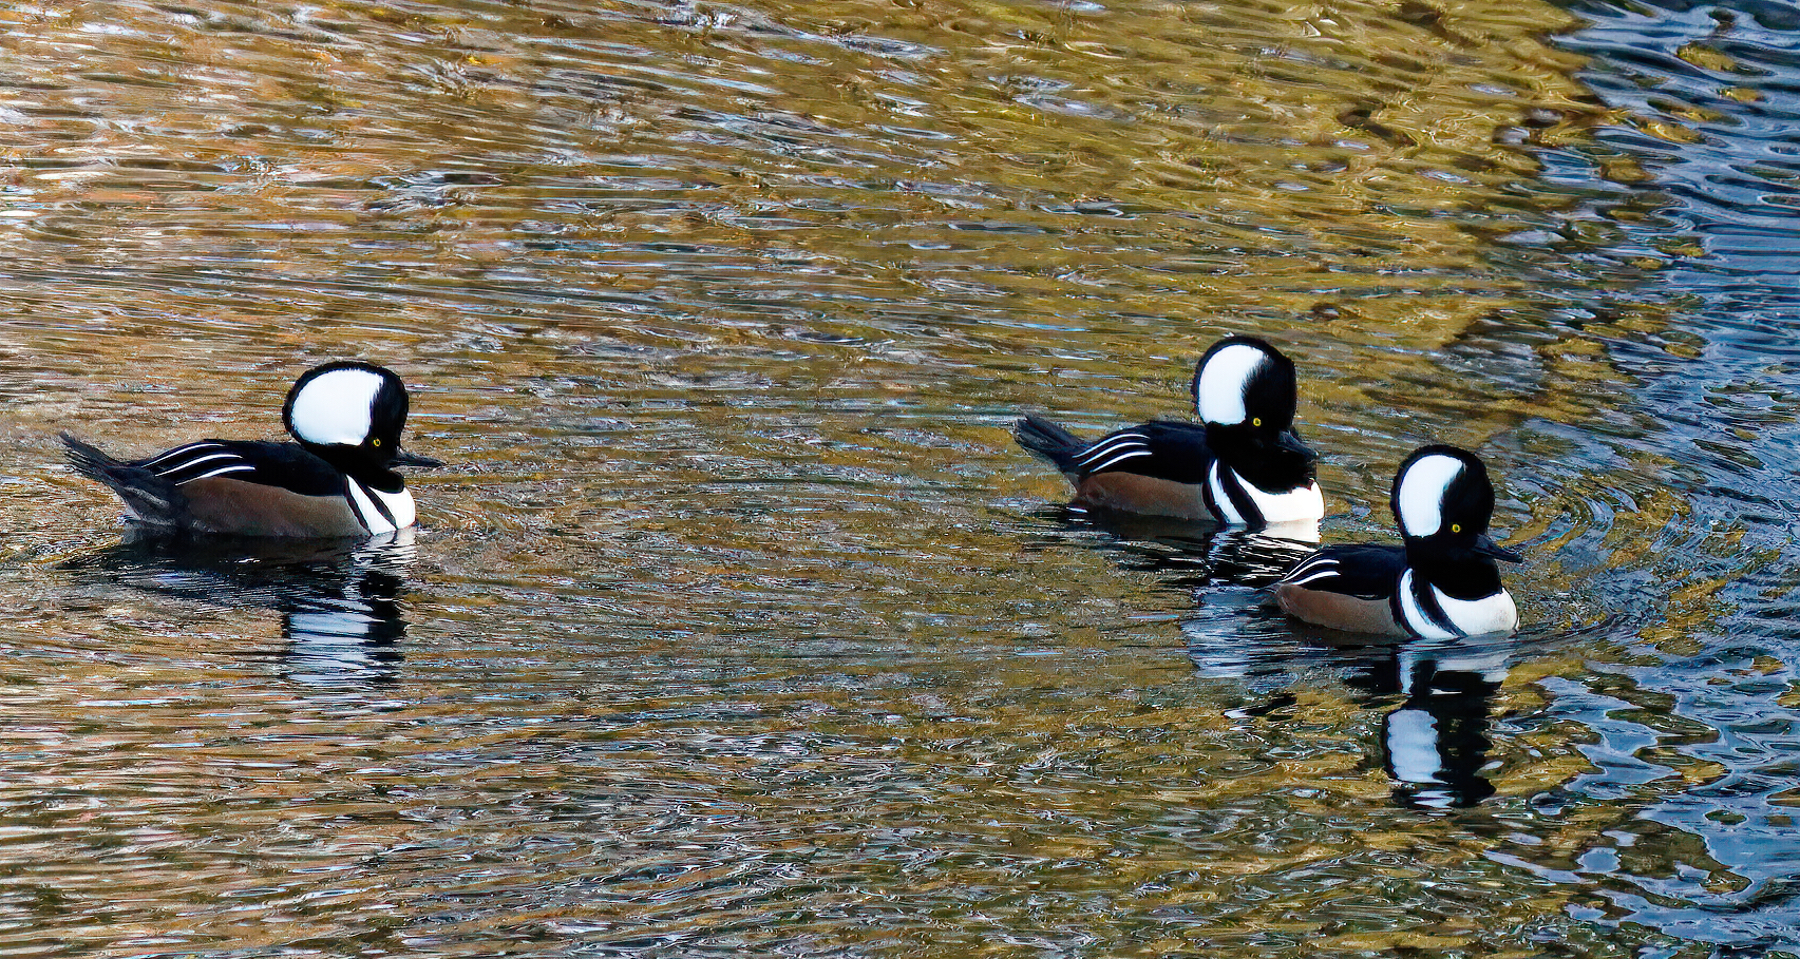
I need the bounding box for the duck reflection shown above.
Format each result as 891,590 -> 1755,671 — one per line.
62,530 -> 418,686
1031,504 -> 1316,589
1360,635 -> 1513,810
1182,612 -> 1516,808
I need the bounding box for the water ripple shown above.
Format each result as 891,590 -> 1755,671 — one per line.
1,0 -> 1798,954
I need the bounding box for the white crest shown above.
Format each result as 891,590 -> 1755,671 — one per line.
289,368 -> 384,446
1195,343 -> 1269,426
1395,453 -> 1465,538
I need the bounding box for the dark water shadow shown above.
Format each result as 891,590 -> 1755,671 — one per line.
59,530 -> 418,687
1025,503 -> 1316,588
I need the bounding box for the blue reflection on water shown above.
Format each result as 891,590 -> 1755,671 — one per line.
1532,0 -> 1800,949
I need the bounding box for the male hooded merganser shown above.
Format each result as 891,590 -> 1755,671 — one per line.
1014,336 -> 1323,526
62,361 -> 441,538
1272,445 -> 1522,637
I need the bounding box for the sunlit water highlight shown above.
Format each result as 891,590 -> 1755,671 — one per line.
0,0 -> 1797,955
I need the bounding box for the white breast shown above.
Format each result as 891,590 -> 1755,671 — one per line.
1207,463 -> 1245,524
1397,570 -> 1520,638
1433,585 -> 1518,637
374,485 -> 416,530
1234,470 -> 1324,524
345,480 -> 416,534
1397,569 -> 1458,640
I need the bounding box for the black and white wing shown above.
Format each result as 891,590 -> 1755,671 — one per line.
1274,544 -> 1406,599
131,440 -> 346,494
132,441 -> 263,485
1067,420 -> 1214,483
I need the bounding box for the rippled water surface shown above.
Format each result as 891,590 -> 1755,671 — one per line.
4,0 -> 1800,955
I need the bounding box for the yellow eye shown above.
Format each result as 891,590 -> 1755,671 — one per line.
1252,417 -> 1262,427
372,438 -> 382,448
1451,523 -> 1461,533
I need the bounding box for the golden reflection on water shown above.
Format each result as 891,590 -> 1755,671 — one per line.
0,0 -> 1761,955
0,0 -> 1604,339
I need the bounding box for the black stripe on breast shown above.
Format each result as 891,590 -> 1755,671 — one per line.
1392,571 -> 1461,638
1200,463 -> 1227,520
138,441 -> 222,469
353,478 -> 397,528
1211,465 -> 1265,525
340,476 -> 374,532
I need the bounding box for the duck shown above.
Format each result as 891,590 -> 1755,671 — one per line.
1271,445 -> 1521,637
62,360 -> 440,538
1014,335 -> 1323,526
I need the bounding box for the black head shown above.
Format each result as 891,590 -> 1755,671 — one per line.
1390,445 -> 1522,589
1190,335 -> 1317,489
281,361 -> 441,478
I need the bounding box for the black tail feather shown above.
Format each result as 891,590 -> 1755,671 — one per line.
60,432 -> 123,483
60,433 -> 184,525
1014,414 -> 1087,473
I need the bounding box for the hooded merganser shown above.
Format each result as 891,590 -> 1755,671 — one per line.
62,361 -> 442,538
1014,336 -> 1323,526
1272,445 -> 1522,637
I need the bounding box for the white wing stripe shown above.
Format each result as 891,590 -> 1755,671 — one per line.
177,464 -> 258,483
140,442 -> 222,467
1278,555 -> 1336,584
154,452 -> 242,476
1075,432 -> 1146,453
1085,449 -> 1153,472
1074,433 -> 1148,465
1282,570 -> 1342,588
